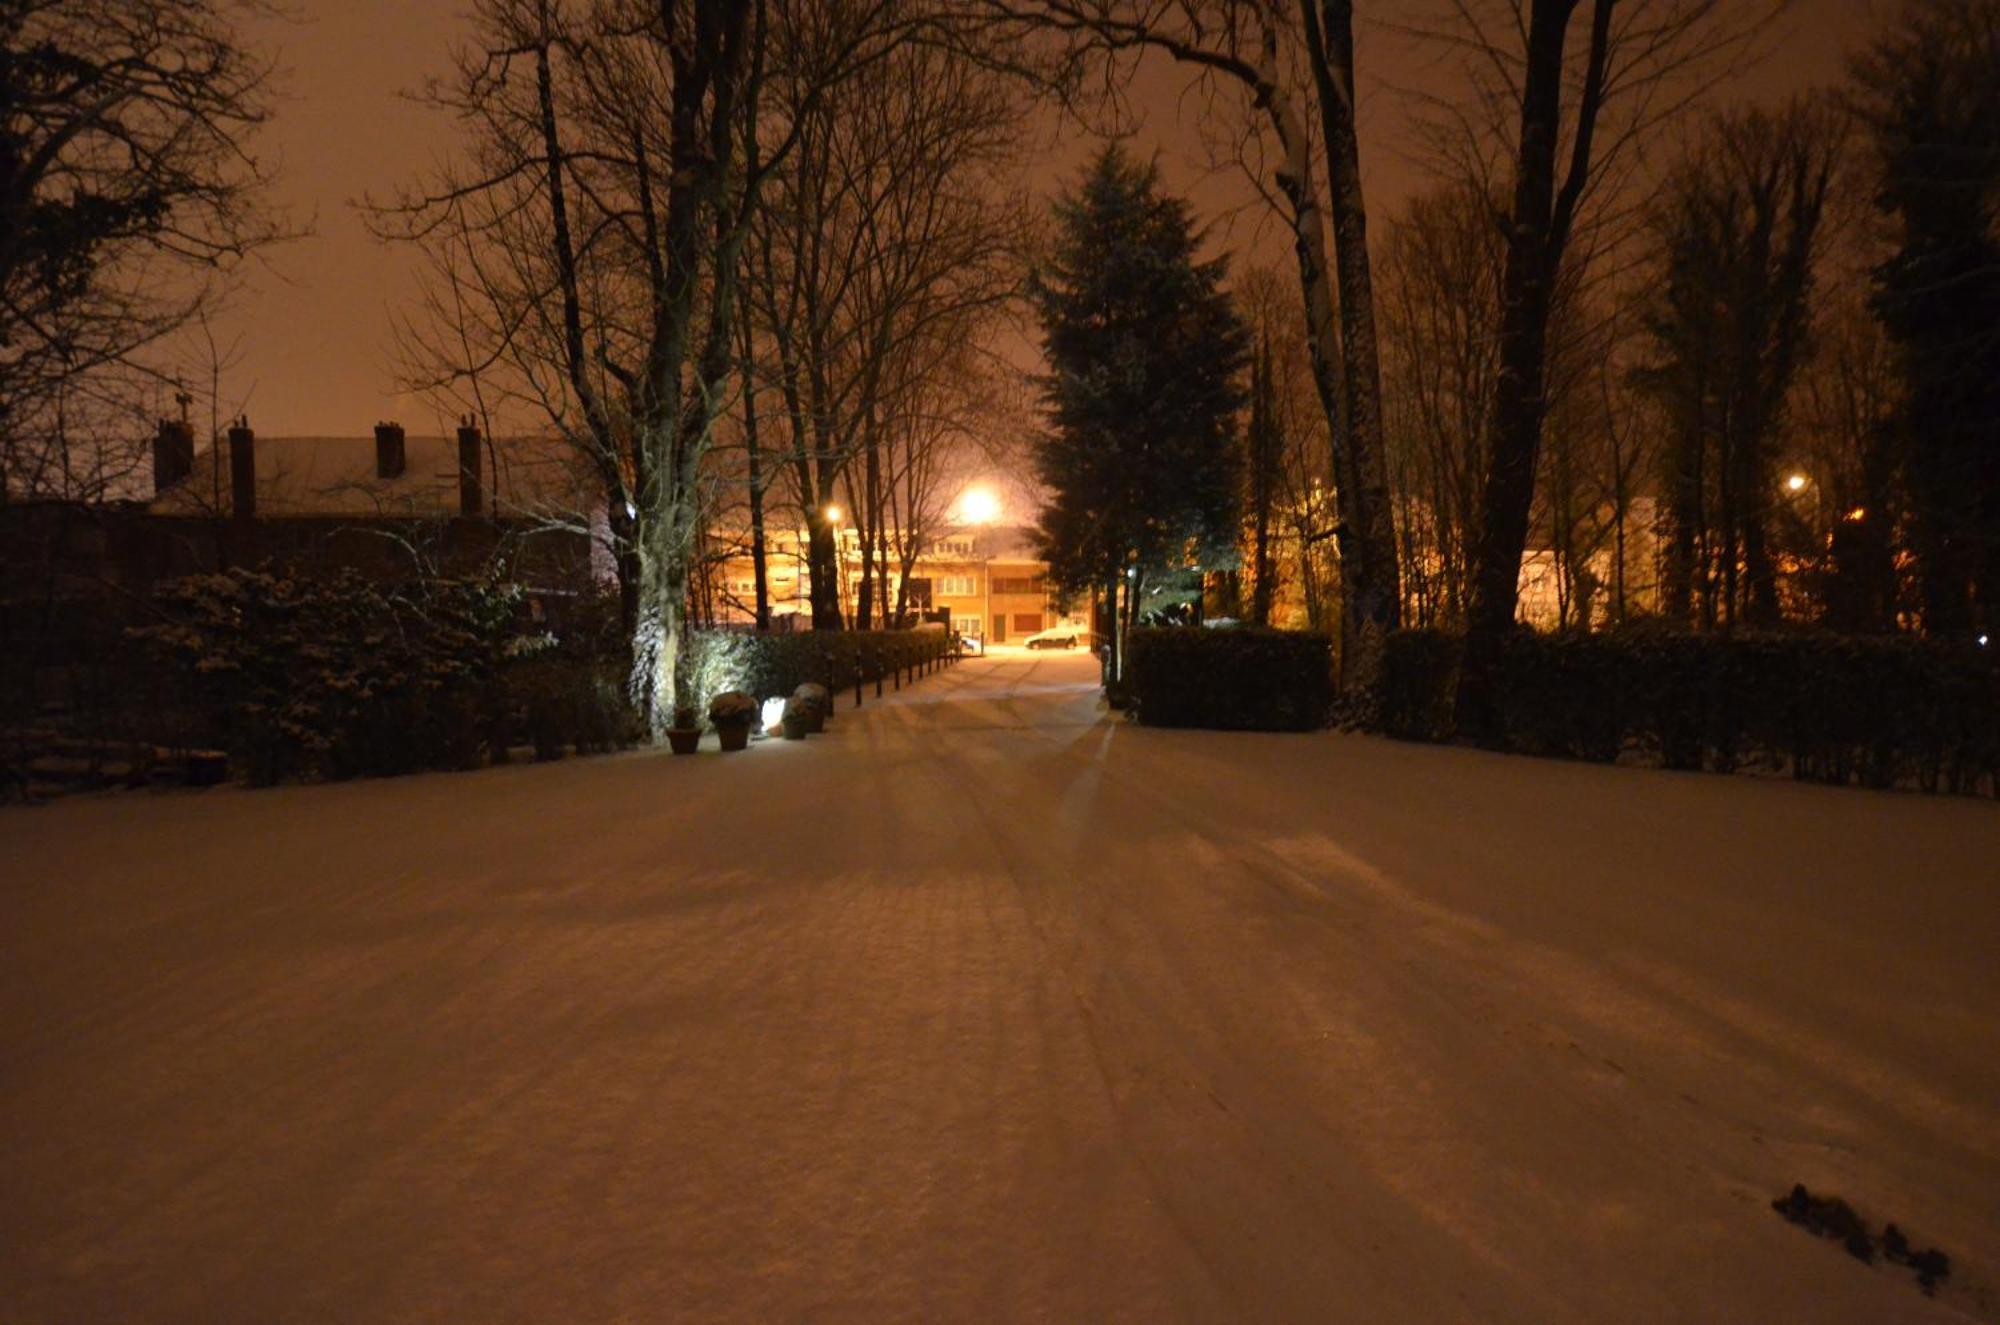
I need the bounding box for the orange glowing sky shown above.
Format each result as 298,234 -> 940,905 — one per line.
213,0 -> 1879,438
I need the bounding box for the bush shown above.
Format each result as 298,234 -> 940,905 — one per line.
685,626 -> 953,715
1375,630 -> 1460,741
505,658 -> 634,762
134,566 -> 636,784
1125,626 -> 1334,731
1371,625 -> 2000,795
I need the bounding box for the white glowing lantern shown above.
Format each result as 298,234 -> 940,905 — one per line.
760,696 -> 787,733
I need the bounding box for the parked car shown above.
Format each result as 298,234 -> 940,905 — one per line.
1023,625 -> 1083,650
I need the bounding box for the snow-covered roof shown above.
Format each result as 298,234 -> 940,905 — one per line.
148,434 -> 596,521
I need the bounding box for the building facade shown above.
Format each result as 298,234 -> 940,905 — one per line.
711,523 -> 1084,644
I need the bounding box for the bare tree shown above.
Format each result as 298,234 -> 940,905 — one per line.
1635,97 -> 1840,628
1,0 -> 291,503
1376,181 -> 1506,626
745,33 -> 1024,629
1794,284 -> 1903,631
1397,0 -> 1785,733
376,0 -> 943,734
1237,261 -> 1338,630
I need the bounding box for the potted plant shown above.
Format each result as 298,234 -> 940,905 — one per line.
666,705 -> 702,755
791,682 -> 831,734
779,697 -> 810,740
708,691 -> 758,752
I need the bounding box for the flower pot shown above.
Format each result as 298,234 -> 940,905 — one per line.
666,727 -> 701,755
792,683 -> 831,733
716,723 -> 751,752
781,715 -> 808,741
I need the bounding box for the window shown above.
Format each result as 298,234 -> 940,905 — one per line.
938,574 -> 976,596
1013,613 -> 1042,633
952,615 -> 981,637
933,537 -> 973,556
991,576 -> 1043,596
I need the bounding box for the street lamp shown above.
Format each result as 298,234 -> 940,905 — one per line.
1785,473 -> 1808,493
957,485 -> 1001,525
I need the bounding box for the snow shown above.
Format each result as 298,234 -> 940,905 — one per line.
3,651 -> 1996,1322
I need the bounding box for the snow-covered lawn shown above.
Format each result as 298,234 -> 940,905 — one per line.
3,651 -> 1995,1322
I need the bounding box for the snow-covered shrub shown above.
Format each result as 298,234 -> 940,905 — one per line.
1125,627 -> 1334,731
136,567 -> 543,784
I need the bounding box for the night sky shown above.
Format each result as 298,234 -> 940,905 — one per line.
220,0 -> 1879,438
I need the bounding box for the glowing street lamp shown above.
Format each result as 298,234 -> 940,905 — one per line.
953,485 -> 1002,647
823,503 -> 843,524
957,485 -> 1001,525
1785,473 -> 1809,493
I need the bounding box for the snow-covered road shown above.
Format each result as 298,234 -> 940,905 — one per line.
4,651 -> 1997,1323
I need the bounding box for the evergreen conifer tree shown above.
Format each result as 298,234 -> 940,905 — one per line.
1030,145 -> 1250,681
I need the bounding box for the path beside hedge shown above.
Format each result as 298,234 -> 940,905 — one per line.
4,651 -> 1996,1322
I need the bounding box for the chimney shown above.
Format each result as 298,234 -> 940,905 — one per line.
374,421 -> 406,479
153,419 -> 194,493
227,419 -> 256,519
457,416 -> 483,516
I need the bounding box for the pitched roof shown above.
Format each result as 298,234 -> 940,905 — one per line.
148,434 -> 597,521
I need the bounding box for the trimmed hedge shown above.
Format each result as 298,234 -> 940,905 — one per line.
687,626 -> 954,715
19,572 -> 954,789
1373,626 -> 2000,795
131,567 -> 635,784
1126,626 -> 1334,731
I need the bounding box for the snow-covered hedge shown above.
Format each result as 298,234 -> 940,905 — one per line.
134,568 -> 633,784
1375,627 -> 2000,795
686,627 -> 953,716
1125,627 -> 1334,731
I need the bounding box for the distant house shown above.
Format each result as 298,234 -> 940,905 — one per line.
4,420 -> 603,603
710,522 -> 1081,643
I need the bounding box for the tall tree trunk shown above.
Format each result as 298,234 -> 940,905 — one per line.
741,318 -> 771,631
806,511 -> 843,629
1248,335 -> 1277,626
1299,0 -> 1400,681
1457,0 -> 1613,740
629,493 -> 694,739
857,422 -> 882,628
